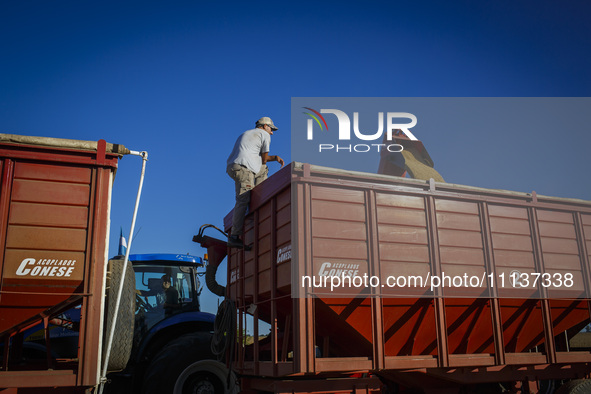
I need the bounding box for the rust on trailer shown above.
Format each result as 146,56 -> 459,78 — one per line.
0,135 -> 126,389
224,162 -> 591,389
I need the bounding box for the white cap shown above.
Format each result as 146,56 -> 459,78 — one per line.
256,116 -> 278,131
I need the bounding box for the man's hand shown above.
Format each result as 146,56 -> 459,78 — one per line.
261,152 -> 285,168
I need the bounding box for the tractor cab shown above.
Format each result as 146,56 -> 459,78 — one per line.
101,253 -> 217,392
129,253 -> 205,340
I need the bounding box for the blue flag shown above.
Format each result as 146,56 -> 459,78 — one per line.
118,227 -> 127,256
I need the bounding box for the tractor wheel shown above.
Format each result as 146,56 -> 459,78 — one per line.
556,379 -> 591,394
103,257 -> 136,371
142,332 -> 233,394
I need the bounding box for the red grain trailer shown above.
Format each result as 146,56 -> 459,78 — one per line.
0,134 -> 138,392
222,162 -> 591,393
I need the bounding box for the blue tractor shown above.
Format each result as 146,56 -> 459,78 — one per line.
105,253 -> 229,394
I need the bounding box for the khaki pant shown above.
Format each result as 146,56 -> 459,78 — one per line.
227,163 -> 268,237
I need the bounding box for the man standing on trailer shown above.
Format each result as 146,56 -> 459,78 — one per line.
226,116 -> 284,248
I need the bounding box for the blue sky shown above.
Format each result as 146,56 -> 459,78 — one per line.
1,1 -> 590,313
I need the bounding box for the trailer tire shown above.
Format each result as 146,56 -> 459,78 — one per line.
142,332 -> 229,394
103,257 -> 136,372
556,379 -> 591,394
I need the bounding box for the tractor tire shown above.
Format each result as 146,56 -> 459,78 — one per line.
556,379 -> 591,394
103,257 -> 136,372
142,332 -> 231,394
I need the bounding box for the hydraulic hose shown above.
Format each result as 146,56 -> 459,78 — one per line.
211,298 -> 236,390
205,263 -> 226,298
193,225 -> 228,298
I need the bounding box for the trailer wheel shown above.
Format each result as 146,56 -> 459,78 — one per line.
556,379 -> 591,394
142,332 -> 231,394
103,257 -> 136,371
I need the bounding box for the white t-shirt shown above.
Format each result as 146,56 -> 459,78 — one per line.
226,128 -> 270,174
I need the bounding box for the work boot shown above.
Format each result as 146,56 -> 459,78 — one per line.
227,235 -> 244,249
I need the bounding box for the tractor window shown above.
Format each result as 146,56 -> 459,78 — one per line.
132,264 -> 199,335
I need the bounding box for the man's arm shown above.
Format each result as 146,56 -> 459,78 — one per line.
261,152 -> 284,168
